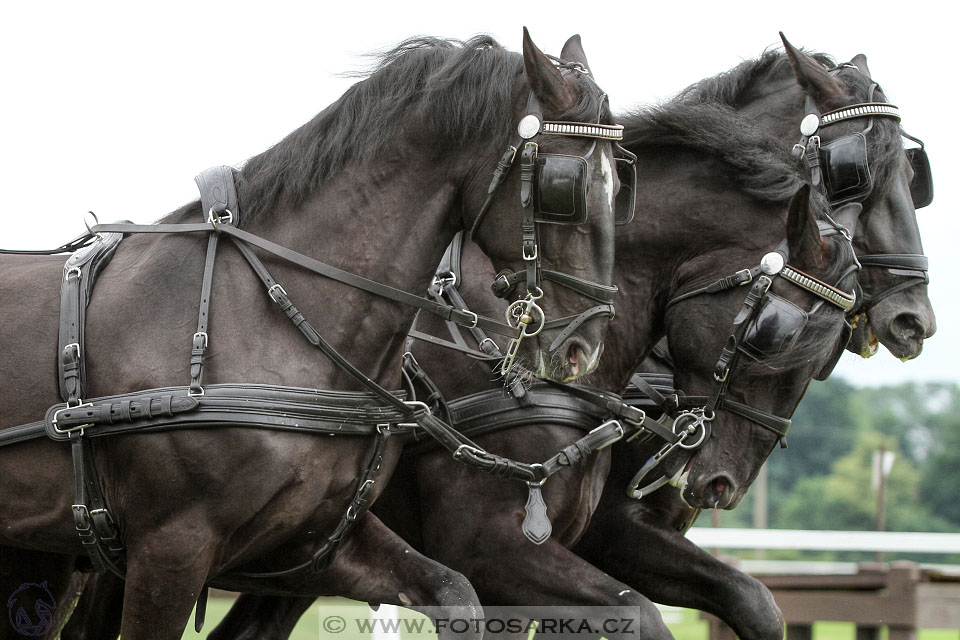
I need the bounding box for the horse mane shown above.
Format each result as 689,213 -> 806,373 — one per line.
235,36 -> 518,220
620,101 -> 801,203
620,47 -> 904,207
231,35 -> 606,222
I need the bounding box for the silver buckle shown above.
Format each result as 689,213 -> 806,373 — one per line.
52,402 -> 94,435
207,208 -> 234,225
268,284 -> 287,303
589,419 -> 625,450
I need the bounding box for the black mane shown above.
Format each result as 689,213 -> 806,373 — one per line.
237,36 -> 521,220
619,101 -> 801,203
619,48 -> 904,207
231,36 -> 608,222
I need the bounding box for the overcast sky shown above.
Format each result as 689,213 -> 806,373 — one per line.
2,1 -> 954,388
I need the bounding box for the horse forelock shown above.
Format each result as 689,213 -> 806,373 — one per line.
237,36 -> 527,221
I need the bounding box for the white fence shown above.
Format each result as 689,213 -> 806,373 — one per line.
686,528 -> 960,554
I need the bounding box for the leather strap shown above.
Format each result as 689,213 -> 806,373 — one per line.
189,231 -> 220,395
57,230 -> 125,405
90,222 -> 521,340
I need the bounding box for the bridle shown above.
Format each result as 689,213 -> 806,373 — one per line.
469,60 -> 636,375
792,63 -> 933,318
625,217 -> 860,498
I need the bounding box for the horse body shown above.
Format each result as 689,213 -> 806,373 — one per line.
0,33 -> 623,640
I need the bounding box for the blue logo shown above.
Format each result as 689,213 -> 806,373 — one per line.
7,582 -> 57,637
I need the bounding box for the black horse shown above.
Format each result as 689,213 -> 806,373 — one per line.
0,32 -> 625,640
56,37 -> 935,640
574,36 -> 937,640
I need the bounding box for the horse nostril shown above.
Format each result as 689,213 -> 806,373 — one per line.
890,313 -> 926,344
713,476 -> 728,496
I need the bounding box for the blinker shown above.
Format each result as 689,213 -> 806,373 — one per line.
821,133 -> 872,205
906,146 -> 934,209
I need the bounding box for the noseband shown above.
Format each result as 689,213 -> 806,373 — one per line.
793,63 -> 931,317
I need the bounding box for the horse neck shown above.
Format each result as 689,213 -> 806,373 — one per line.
234,161 -> 461,388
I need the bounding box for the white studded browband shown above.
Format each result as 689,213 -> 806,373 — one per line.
541,121 -> 624,141
781,265 -> 857,311
819,102 -> 901,126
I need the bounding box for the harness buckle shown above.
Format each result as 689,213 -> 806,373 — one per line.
522,243 -> 538,261
589,419 -> 625,450
65,267 -> 82,281
207,208 -> 234,226
72,504 -> 92,530
734,268 -> 753,286
268,284 -> 287,303
193,332 -> 208,349
52,402 -> 94,435
460,310 -> 479,329
453,443 -> 484,461
400,400 -> 431,428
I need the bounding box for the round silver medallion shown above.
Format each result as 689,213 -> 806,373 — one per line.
517,114 -> 541,139
760,252 -> 785,275
800,113 -> 820,137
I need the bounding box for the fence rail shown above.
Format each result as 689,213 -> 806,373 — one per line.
686,528 -> 960,554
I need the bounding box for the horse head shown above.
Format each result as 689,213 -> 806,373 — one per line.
466,30 -> 626,382
660,186 -> 861,509
780,34 -> 935,360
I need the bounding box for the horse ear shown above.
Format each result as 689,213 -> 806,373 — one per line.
851,54 -> 872,78
785,185 -> 825,267
559,34 -> 591,72
780,32 -> 850,111
522,27 -> 577,114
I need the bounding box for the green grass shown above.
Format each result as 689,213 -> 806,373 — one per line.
179,599 -> 959,640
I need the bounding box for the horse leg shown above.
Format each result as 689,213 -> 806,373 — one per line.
60,571 -> 125,640
0,548 -> 82,640
118,531 -> 217,640
206,594 -> 314,640
428,527 -> 673,640
207,514 -> 482,640
576,501 -> 784,640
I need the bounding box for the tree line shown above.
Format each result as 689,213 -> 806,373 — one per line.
710,377 -> 960,563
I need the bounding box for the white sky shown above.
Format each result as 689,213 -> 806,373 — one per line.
1,1 -> 955,387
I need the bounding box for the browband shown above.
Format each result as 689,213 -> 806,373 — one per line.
540,122 -> 624,140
